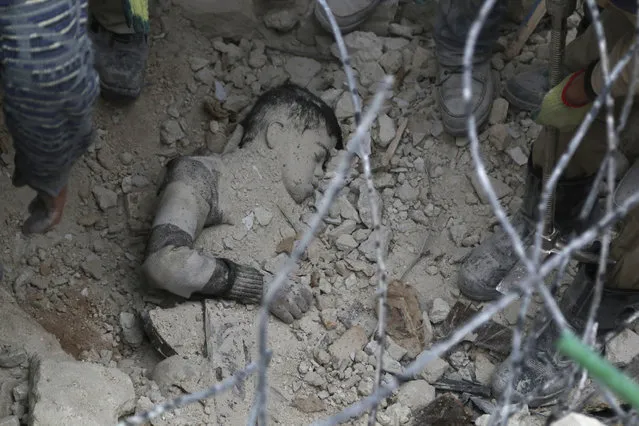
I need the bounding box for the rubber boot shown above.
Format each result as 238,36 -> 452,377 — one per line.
458,155 -> 595,301
22,187 -> 68,235
491,260 -> 639,408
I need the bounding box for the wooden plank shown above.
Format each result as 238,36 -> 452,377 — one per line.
506,0 -> 547,60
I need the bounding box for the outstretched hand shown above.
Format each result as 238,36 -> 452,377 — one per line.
267,279 -> 314,324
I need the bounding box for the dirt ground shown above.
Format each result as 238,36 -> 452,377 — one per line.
0,1 -> 572,424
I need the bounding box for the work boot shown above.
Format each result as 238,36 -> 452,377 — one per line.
89,17 -> 149,102
491,260 -> 639,407
436,61 -> 494,137
504,66 -> 571,112
458,155 -> 594,301
22,187 -> 68,235
314,0 -> 381,34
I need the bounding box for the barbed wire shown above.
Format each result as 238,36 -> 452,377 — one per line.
118,0 -> 639,425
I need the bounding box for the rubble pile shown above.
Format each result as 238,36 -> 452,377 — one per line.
0,1 -> 627,425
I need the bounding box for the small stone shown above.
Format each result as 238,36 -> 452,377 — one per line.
0,346 -> 27,368
119,312 -> 144,347
248,50 -> 267,68
194,68 -> 215,86
336,234 -> 359,252
335,91 -> 362,119
420,357 -> 450,383
188,56 -> 209,72
429,298 -> 450,324
396,380 -> 436,410
253,207 -> 273,226
488,124 -> 511,151
0,417 -> 19,426
292,394 -> 326,413
422,312 -> 434,345
357,182 -> 383,229
386,337 -> 407,361
329,326 -> 369,364
264,9 -> 298,32
81,255 -> 103,280
379,50 -> 403,74
551,413 -> 606,426
397,181 -> 419,202
606,328 -> 639,365
378,114 -> 396,147
11,383 -> 28,402
489,98 -> 509,125
298,360 -> 310,375
474,353 -> 495,386
382,353 -> 403,375
285,57 -> 321,87
468,173 -> 512,204
507,146 -> 528,166
160,119 -> 185,145
92,186 -> 117,211
303,371 -> 326,388
358,377 -> 374,396
358,227 -> 392,262
119,152 -> 133,165
358,61 -> 386,87
315,349 -> 331,366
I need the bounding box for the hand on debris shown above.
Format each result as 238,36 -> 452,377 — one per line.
268,279 -> 314,324
533,69 -> 593,132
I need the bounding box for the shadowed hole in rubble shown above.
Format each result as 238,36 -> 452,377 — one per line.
21,287 -> 110,359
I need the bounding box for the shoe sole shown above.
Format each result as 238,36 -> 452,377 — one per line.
99,81 -> 141,104
503,84 -> 540,112
314,0 -> 382,34
441,104 -> 492,138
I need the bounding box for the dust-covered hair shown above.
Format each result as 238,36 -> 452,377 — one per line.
239,82 -> 344,150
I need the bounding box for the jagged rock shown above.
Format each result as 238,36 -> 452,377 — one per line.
429,298 -> 451,324
292,394 -> 326,413
489,123 -> 511,151
468,173 -> 512,204
0,346 -> 27,368
489,98 -> 509,125
377,114 -> 396,147
285,57 -> 321,87
358,227 -> 392,262
420,357 -> 450,384
357,181 -> 383,229
119,312 -> 144,347
335,91 -> 362,119
396,380 -> 436,410
328,326 -> 368,364
160,119 -> 185,145
263,9 -> 298,32
92,186 -> 117,211
551,413 -> 606,426
474,353 -> 495,386
606,328 -> 639,365
29,357 -> 135,426
336,234 -> 359,252
0,417 -> 19,426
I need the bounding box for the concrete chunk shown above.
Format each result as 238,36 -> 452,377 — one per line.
29,357 -> 135,426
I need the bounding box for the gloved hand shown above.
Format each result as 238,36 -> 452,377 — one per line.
267,278 -> 314,324
533,70 -> 593,132
222,260 -> 314,324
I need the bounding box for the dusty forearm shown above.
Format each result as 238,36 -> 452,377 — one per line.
1,0 -> 99,195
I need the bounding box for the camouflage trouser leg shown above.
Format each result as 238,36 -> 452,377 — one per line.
89,0 -> 134,34
434,0 -> 508,67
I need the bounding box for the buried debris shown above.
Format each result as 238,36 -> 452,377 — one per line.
411,393 -> 475,426
381,280 -> 426,359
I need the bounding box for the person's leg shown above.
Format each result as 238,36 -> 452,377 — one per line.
489,99 -> 639,407
89,0 -> 149,102
434,0 -> 507,136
